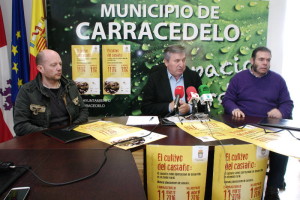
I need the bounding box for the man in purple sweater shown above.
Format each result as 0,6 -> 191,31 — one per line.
222,46 -> 293,200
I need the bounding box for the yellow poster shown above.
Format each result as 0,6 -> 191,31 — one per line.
212,144 -> 269,200
224,125 -> 300,159
147,145 -> 209,200
102,45 -> 131,94
176,119 -> 234,141
74,121 -> 166,150
71,45 -> 100,94
176,118 -> 300,159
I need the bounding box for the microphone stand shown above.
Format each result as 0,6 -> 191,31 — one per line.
161,104 -> 182,125
195,112 -> 209,121
191,99 -> 198,116
206,102 -> 211,113
173,106 -> 184,125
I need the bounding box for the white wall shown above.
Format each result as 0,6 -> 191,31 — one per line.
267,0 -> 286,74
282,0 -> 300,118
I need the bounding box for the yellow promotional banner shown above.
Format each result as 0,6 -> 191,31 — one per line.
224,125 -> 300,159
102,45 -> 131,94
74,121 -> 166,150
176,119 -> 234,141
72,45 -> 100,94
212,144 -> 269,200
177,119 -> 300,159
147,145 -> 209,200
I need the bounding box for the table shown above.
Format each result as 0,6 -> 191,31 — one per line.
0,114 -> 263,200
0,131 -> 111,150
0,149 -> 147,200
102,114 -> 261,146
0,115 -> 261,150
136,114 -> 263,199
103,115 -> 263,199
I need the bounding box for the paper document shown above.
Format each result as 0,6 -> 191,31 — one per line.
74,120 -> 166,150
126,116 -> 159,125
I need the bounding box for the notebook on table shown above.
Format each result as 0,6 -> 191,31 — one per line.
258,118 -> 300,131
43,128 -> 91,143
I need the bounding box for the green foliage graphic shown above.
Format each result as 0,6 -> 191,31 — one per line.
47,0 -> 269,117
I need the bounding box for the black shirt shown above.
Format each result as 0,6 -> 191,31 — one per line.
45,86 -> 70,127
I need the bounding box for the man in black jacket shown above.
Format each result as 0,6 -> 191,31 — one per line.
141,45 -> 202,117
13,49 -> 88,136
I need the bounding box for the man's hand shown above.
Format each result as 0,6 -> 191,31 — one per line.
267,108 -> 282,119
178,100 -> 190,115
169,101 -> 175,112
169,100 -> 190,115
232,108 -> 245,118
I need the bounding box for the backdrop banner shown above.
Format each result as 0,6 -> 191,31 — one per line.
46,0 -> 269,116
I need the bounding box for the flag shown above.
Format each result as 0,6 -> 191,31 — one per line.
29,0 -> 47,80
11,0 -> 30,103
0,6 -> 14,142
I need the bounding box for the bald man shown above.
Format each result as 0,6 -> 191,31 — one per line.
14,49 -> 88,136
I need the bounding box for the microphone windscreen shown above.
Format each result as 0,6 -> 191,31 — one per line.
198,85 -> 210,95
186,86 -> 197,101
174,86 -> 184,98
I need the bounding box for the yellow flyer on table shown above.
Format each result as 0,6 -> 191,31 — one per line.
71,45 -> 100,94
176,119 -> 234,141
224,125 -> 300,159
102,45 -> 131,95
212,144 -> 269,200
147,145 -> 209,200
74,121 -> 166,150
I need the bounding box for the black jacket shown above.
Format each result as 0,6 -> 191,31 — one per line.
13,73 -> 89,136
141,65 -> 202,116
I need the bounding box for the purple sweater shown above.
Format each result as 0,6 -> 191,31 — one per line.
222,70 -> 293,118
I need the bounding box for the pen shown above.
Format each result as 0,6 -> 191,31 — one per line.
149,116 -> 154,121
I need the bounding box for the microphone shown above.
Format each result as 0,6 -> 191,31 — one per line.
198,85 -> 213,113
173,86 -> 184,111
186,86 -> 200,114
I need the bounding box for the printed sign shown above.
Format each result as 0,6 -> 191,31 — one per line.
212,144 -> 269,200
147,145 -> 209,200
72,45 -> 100,94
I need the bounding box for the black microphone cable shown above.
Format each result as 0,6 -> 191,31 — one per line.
162,109 -> 184,125
199,118 -> 235,200
8,124 -> 160,186
200,118 -> 298,199
10,146 -> 113,186
287,130 -> 300,140
236,123 -> 284,134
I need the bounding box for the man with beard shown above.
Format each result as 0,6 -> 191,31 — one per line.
14,49 -> 88,136
222,46 -> 293,200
